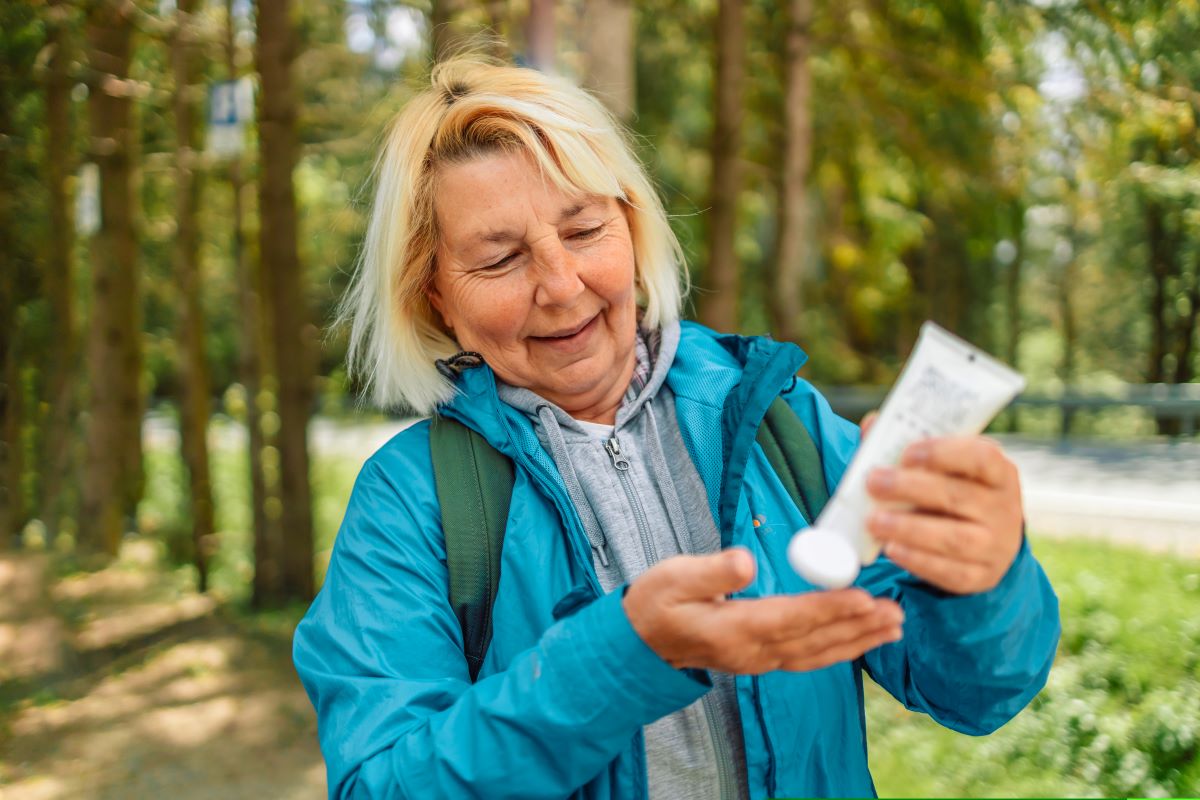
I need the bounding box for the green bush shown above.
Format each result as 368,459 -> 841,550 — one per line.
868,537 -> 1200,797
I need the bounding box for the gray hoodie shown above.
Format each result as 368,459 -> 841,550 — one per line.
498,321 -> 750,800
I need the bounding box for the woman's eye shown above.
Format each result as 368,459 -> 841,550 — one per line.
569,226 -> 603,240
482,253 -> 517,270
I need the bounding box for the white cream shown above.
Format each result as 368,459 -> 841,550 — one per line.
788,321 -> 1026,589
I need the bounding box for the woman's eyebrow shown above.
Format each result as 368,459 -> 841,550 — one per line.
473,201 -> 599,244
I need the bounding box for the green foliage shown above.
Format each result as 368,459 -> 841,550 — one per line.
139,425 -> 359,602
868,536 -> 1200,797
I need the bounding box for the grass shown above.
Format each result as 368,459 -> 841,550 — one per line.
867,536 -> 1200,798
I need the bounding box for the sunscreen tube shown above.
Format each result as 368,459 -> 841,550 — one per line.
787,321 -> 1026,589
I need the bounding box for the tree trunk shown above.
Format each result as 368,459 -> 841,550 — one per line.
1144,195 -> 1170,385
1172,255 -> 1199,385
225,0 -> 281,607
81,0 -> 139,556
581,0 -> 635,122
430,0 -> 467,63
768,0 -> 813,345
0,10 -> 33,548
38,0 -> 79,540
485,0 -> 507,58
1143,193 -> 1181,435
524,0 -> 556,72
173,0 -> 213,592
1059,250 -> 1077,438
1002,200 -> 1024,432
0,247 -> 22,548
699,0 -> 744,333
256,0 -> 315,603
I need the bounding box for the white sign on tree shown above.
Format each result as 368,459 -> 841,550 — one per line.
207,77 -> 255,158
76,162 -> 100,237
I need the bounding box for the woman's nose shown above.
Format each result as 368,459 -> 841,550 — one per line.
532,243 -> 586,307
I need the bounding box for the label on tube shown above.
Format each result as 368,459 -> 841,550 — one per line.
788,321 -> 1026,589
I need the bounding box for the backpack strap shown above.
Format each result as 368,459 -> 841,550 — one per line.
755,397 -> 831,525
430,414 -> 515,683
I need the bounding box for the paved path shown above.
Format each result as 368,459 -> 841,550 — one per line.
995,435 -> 1200,557
147,416 -> 1200,556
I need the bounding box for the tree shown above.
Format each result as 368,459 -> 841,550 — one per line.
767,0 -> 813,345
81,0 -> 141,555
431,0 -> 468,62
37,0 -> 80,540
171,0 -> 214,591
256,0 -> 315,602
698,0 -> 744,333
0,1 -> 43,547
581,0 -> 635,121
524,0 -> 555,71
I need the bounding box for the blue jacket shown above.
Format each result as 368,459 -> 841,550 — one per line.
293,322 -> 1061,800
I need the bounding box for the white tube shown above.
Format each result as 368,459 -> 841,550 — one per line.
787,321 -> 1026,589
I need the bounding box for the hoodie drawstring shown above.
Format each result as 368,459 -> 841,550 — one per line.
536,404 -> 614,569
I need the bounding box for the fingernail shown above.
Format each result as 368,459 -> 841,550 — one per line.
884,542 -> 906,560
905,443 -> 930,465
868,468 -> 896,492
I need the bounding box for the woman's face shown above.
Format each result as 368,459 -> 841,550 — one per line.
428,150 -> 639,422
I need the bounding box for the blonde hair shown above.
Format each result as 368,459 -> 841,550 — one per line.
340,57 -> 689,415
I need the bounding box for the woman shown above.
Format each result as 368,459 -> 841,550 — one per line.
293,58 -> 1060,800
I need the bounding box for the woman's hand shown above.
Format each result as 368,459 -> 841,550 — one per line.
622,549 -> 903,674
861,414 -> 1024,595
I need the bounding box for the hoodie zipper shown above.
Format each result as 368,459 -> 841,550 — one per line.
604,436 -> 660,566
606,433 -> 737,800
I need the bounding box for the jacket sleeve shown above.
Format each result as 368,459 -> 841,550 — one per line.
781,380 -> 1061,735
292,448 -> 711,800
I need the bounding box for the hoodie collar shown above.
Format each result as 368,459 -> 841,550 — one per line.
492,320 -> 680,434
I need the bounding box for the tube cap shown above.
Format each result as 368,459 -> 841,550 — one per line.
787,527 -> 861,589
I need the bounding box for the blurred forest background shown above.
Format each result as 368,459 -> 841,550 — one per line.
1,0 -> 1198,797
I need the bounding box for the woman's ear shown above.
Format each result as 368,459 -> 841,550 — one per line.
426,285 -> 453,330
425,273 -> 454,331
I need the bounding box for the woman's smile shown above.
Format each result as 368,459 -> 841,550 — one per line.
529,312 -> 602,353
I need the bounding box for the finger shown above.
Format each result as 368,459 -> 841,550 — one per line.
780,623 -> 905,672
860,411 -> 879,440
660,548 -> 756,602
866,466 -> 992,522
866,510 -> 991,563
726,589 -> 877,642
883,541 -> 995,594
900,436 -> 1015,489
772,601 -> 903,658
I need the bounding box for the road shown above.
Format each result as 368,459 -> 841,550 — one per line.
147,416 -> 1200,557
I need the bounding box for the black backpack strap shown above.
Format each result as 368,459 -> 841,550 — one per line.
755,397 -> 831,525
429,414 -> 514,682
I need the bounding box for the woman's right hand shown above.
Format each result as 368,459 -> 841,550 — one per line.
622,548 -> 903,674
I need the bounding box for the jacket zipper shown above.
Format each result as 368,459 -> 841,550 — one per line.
606,433 -> 737,800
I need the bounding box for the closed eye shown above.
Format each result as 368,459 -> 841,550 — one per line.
569,226 -> 603,240
481,252 -> 518,270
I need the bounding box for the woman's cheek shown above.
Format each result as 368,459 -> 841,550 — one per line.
462,278 -> 530,348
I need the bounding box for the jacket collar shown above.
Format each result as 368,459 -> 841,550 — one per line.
439,321 -> 808,447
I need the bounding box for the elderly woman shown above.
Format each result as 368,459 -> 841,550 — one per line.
293,59 -> 1059,800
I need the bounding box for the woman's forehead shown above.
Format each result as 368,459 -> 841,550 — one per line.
434,153 -> 612,243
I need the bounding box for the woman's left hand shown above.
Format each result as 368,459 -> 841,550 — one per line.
863,426 -> 1025,595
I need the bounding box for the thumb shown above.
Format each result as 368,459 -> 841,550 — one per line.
669,548 -> 756,600
860,410 -> 879,441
